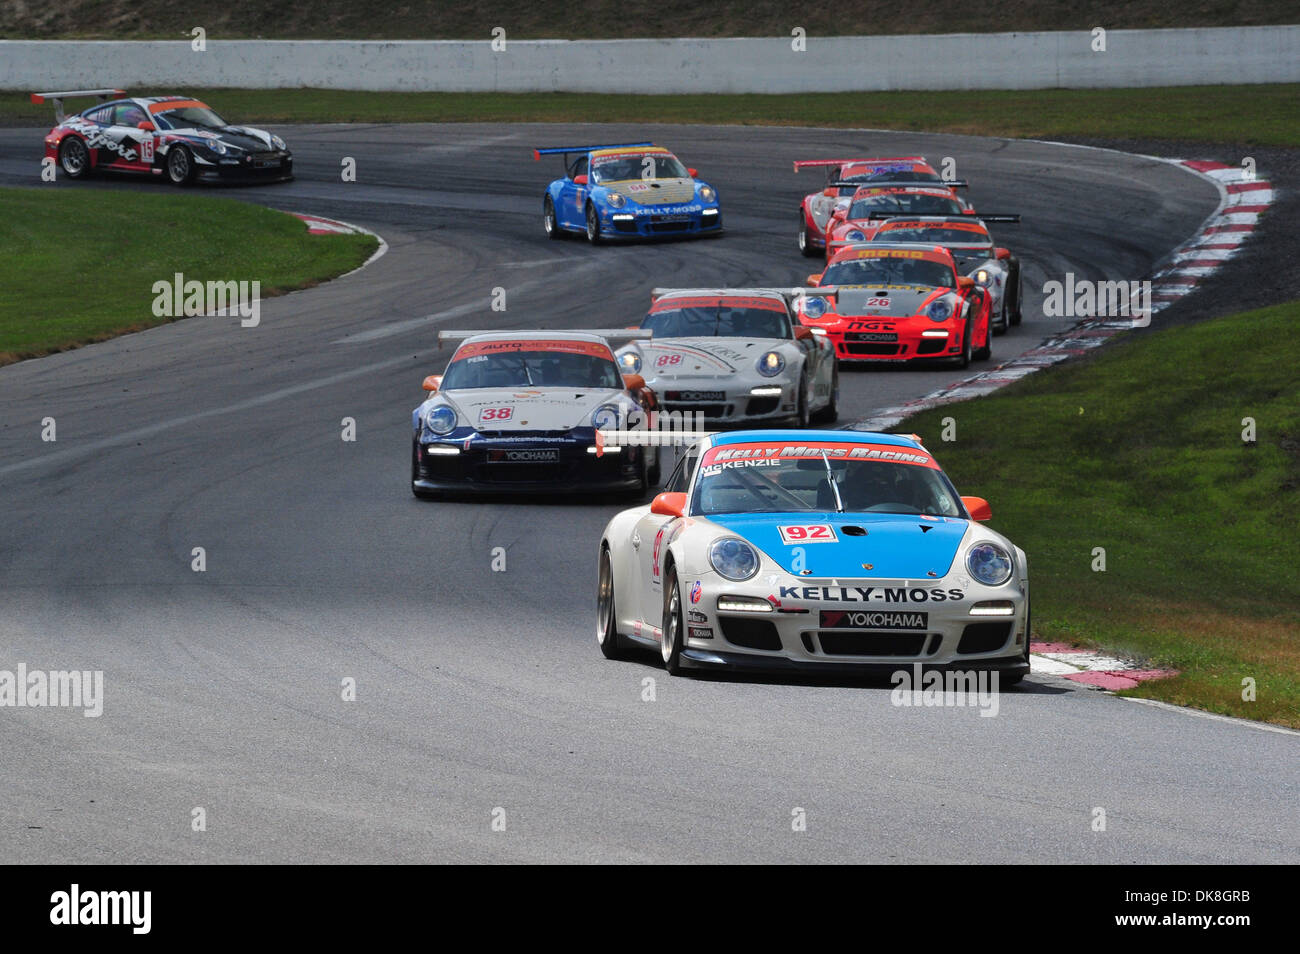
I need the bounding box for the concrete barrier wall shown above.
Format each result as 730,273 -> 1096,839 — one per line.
3,27 -> 1298,94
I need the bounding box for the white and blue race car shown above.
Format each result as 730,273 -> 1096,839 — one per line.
596,430 -> 1030,682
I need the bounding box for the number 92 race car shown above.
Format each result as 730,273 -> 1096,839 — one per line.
412,330 -> 660,498
596,430 -> 1030,683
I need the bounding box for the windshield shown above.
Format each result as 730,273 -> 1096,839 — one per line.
821,257 -> 955,288
693,443 -> 962,516
876,225 -> 992,248
844,169 -> 942,185
642,298 -> 790,339
849,194 -> 963,219
593,153 -> 689,183
154,106 -> 228,130
442,342 -> 621,390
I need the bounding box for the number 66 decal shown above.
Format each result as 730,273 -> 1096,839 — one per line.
778,524 -> 837,543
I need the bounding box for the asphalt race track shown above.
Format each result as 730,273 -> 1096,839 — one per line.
1,124 -> 1296,863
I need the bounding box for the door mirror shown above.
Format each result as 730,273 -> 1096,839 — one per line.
573,173 -> 589,185
622,373 -> 646,391
961,496 -> 992,521
687,167 -> 698,177
995,247 -> 1011,260
956,276 -> 975,290
806,273 -> 823,287
651,492 -> 687,518
421,375 -> 442,393
793,326 -> 813,341
136,120 -> 154,131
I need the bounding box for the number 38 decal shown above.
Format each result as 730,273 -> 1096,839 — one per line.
778,524 -> 838,544
479,406 -> 514,422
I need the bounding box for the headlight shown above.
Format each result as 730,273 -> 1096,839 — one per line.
699,185 -> 716,203
709,538 -> 760,581
207,139 -> 227,155
756,351 -> 785,377
591,404 -> 622,430
607,192 -> 626,208
802,296 -> 827,319
926,298 -> 954,322
271,135 -> 286,150
975,268 -> 992,286
618,350 -> 642,374
966,542 -> 1013,586
847,230 -> 865,241
424,405 -> 456,435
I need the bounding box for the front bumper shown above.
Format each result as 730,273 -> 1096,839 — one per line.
195,151 -> 294,183
602,206 -> 722,239
654,380 -> 798,424
809,318 -> 967,362
414,431 -> 648,494
677,575 -> 1029,673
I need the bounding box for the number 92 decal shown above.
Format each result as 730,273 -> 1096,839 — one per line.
778,524 -> 837,544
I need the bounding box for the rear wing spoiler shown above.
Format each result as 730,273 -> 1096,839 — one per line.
649,286 -> 822,304
31,88 -> 125,122
830,178 -> 968,191
861,210 -> 1016,222
437,329 -> 654,347
794,157 -> 925,172
533,142 -> 654,160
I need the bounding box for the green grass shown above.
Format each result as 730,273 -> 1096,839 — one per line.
901,302 -> 1300,727
0,186 -> 377,363
4,85 -> 1298,145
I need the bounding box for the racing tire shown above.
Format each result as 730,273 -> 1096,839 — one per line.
166,145 -> 196,186
584,202 -> 604,245
596,546 -> 627,660
1009,262 -> 1023,326
951,321 -> 973,370
58,136 -> 91,180
798,214 -> 818,258
811,365 -> 839,424
993,296 -> 1009,336
543,195 -> 563,240
1000,596 -> 1031,686
661,568 -> 687,676
792,372 -> 811,428
973,315 -> 992,362
410,441 -> 440,500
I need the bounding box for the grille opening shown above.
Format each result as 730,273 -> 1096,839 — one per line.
800,632 -> 816,654
957,622 -> 1013,655
841,526 -> 867,536
917,339 -> 947,355
718,617 -> 783,651
746,396 -> 780,416
816,632 -> 929,657
846,343 -> 903,356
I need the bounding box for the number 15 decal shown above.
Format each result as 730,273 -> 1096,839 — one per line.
140,136 -> 155,163
778,524 -> 837,544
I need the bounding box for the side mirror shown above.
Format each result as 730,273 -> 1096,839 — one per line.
830,208 -> 847,221
794,326 -> 813,341
651,492 -> 687,518
806,273 -> 823,287
956,276 -> 975,290
962,496 -> 992,521
136,120 -> 154,131
961,208 -> 977,215
687,167 -> 698,177
421,375 -> 442,392
573,174 -> 589,185
622,373 -> 646,391
995,247 -> 1011,260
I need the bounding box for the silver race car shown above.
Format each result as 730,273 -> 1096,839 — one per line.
412,330 -> 659,497
614,288 -> 838,427
869,215 -> 1023,331
596,429 -> 1030,682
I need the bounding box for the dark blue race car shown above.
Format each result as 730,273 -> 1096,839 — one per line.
534,142 -> 722,243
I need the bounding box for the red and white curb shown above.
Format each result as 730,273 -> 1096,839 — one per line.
852,158 -> 1273,431
1030,641 -> 1177,691
284,211 -> 389,278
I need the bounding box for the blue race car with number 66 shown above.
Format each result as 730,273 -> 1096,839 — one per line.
597,430 -> 1030,682
535,142 -> 722,243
